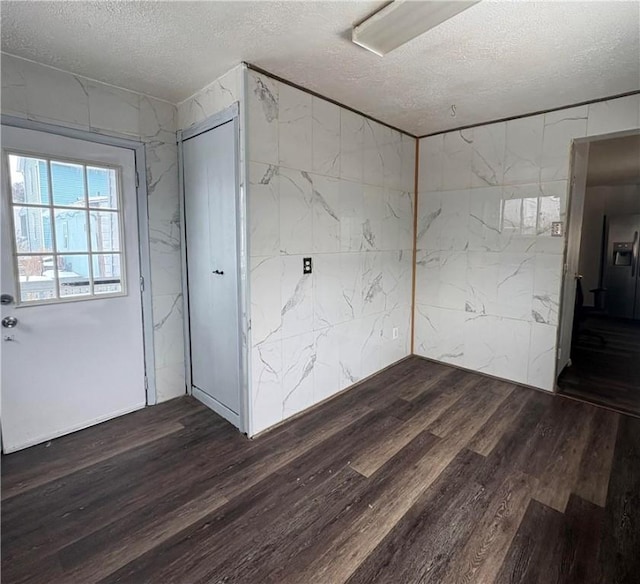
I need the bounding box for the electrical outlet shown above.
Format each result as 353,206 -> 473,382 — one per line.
551,222 -> 564,237
392,327 -> 398,340
303,257 -> 312,274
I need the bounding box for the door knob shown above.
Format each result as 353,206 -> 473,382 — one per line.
212,270 -> 224,275
2,316 -> 18,328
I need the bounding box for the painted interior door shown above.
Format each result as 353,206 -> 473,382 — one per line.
557,141 -> 590,376
183,119 -> 241,423
1,125 -> 146,452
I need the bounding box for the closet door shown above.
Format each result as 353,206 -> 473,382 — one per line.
183,119 -> 241,420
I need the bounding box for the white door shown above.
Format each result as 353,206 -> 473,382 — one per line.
557,141 -> 590,376
1,126 -> 147,452
182,119 -> 241,424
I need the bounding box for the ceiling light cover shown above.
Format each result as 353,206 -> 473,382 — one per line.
353,0 -> 481,56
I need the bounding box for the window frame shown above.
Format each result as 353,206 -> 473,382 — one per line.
4,147 -> 129,307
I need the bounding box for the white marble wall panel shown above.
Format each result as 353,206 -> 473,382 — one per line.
383,131 -> 403,190
527,322 -> 558,389
280,168 -> 313,254
312,98 -> 340,177
442,130 -> 473,190
249,162 -> 280,256
1,55 -> 186,403
1,54 -> 27,117
282,332 -> 316,417
363,119 -> 387,187
86,81 -> 141,137
420,134 -> 443,192
313,325 -> 341,402
503,115 -> 544,185
177,66 -> 241,131
246,70 -> 279,165
246,70 -> 415,435
250,255 -> 282,346
416,94 -> 639,392
340,109 -> 365,182
279,84 -> 312,171
251,340 -> 284,433
414,304 -> 465,366
311,173 -> 341,253
541,106 -> 588,181
401,134 -> 417,192
472,122 -> 506,187
587,94 -> 640,137
19,58 -> 91,129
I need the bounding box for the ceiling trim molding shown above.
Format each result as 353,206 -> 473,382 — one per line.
244,62 -> 417,138
417,89 -> 640,139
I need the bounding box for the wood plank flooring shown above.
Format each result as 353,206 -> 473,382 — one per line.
559,315 -> 640,416
2,356 -> 639,584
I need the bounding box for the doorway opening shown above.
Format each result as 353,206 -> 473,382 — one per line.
557,131 -> 640,416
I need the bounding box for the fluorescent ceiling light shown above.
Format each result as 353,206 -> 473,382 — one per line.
352,0 -> 481,56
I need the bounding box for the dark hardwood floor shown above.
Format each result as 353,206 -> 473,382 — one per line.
2,356 -> 639,584
559,315 -> 640,416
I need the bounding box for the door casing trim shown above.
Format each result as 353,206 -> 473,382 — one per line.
555,127 -> 640,390
1,114 -> 158,405
177,102 -> 249,434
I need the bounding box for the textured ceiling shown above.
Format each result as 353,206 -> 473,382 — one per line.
588,134 -> 640,186
2,1 -> 639,135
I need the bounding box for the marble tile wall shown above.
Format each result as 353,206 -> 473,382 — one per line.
246,70 -> 416,434
1,54 -> 184,402
415,93 -> 640,390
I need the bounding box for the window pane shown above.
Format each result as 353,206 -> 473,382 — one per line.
89,210 -> 120,252
58,255 -> 91,298
92,254 -> 122,294
8,154 -> 50,205
53,209 -> 89,253
17,255 -> 57,302
13,206 -> 53,253
51,161 -> 86,207
87,166 -> 118,209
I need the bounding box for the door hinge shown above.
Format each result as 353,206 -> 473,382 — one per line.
135,171 -> 140,188
144,376 -> 149,391
140,276 -> 145,292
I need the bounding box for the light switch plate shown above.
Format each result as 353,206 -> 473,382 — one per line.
551,222 -> 564,237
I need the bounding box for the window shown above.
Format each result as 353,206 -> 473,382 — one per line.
7,153 -> 126,304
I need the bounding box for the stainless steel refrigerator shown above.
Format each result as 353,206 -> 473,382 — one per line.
603,214 -> 640,320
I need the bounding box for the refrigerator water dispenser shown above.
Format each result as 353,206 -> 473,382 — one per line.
613,242 -> 633,266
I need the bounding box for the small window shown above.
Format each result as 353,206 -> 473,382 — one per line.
7,153 -> 126,305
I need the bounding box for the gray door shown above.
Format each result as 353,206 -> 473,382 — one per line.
183,120 -> 241,418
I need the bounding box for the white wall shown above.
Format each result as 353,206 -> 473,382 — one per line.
245,70 -> 416,434
1,54 -> 185,402
579,183 -> 640,298
415,94 -> 640,391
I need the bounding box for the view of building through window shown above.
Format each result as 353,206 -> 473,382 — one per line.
8,154 -> 125,303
